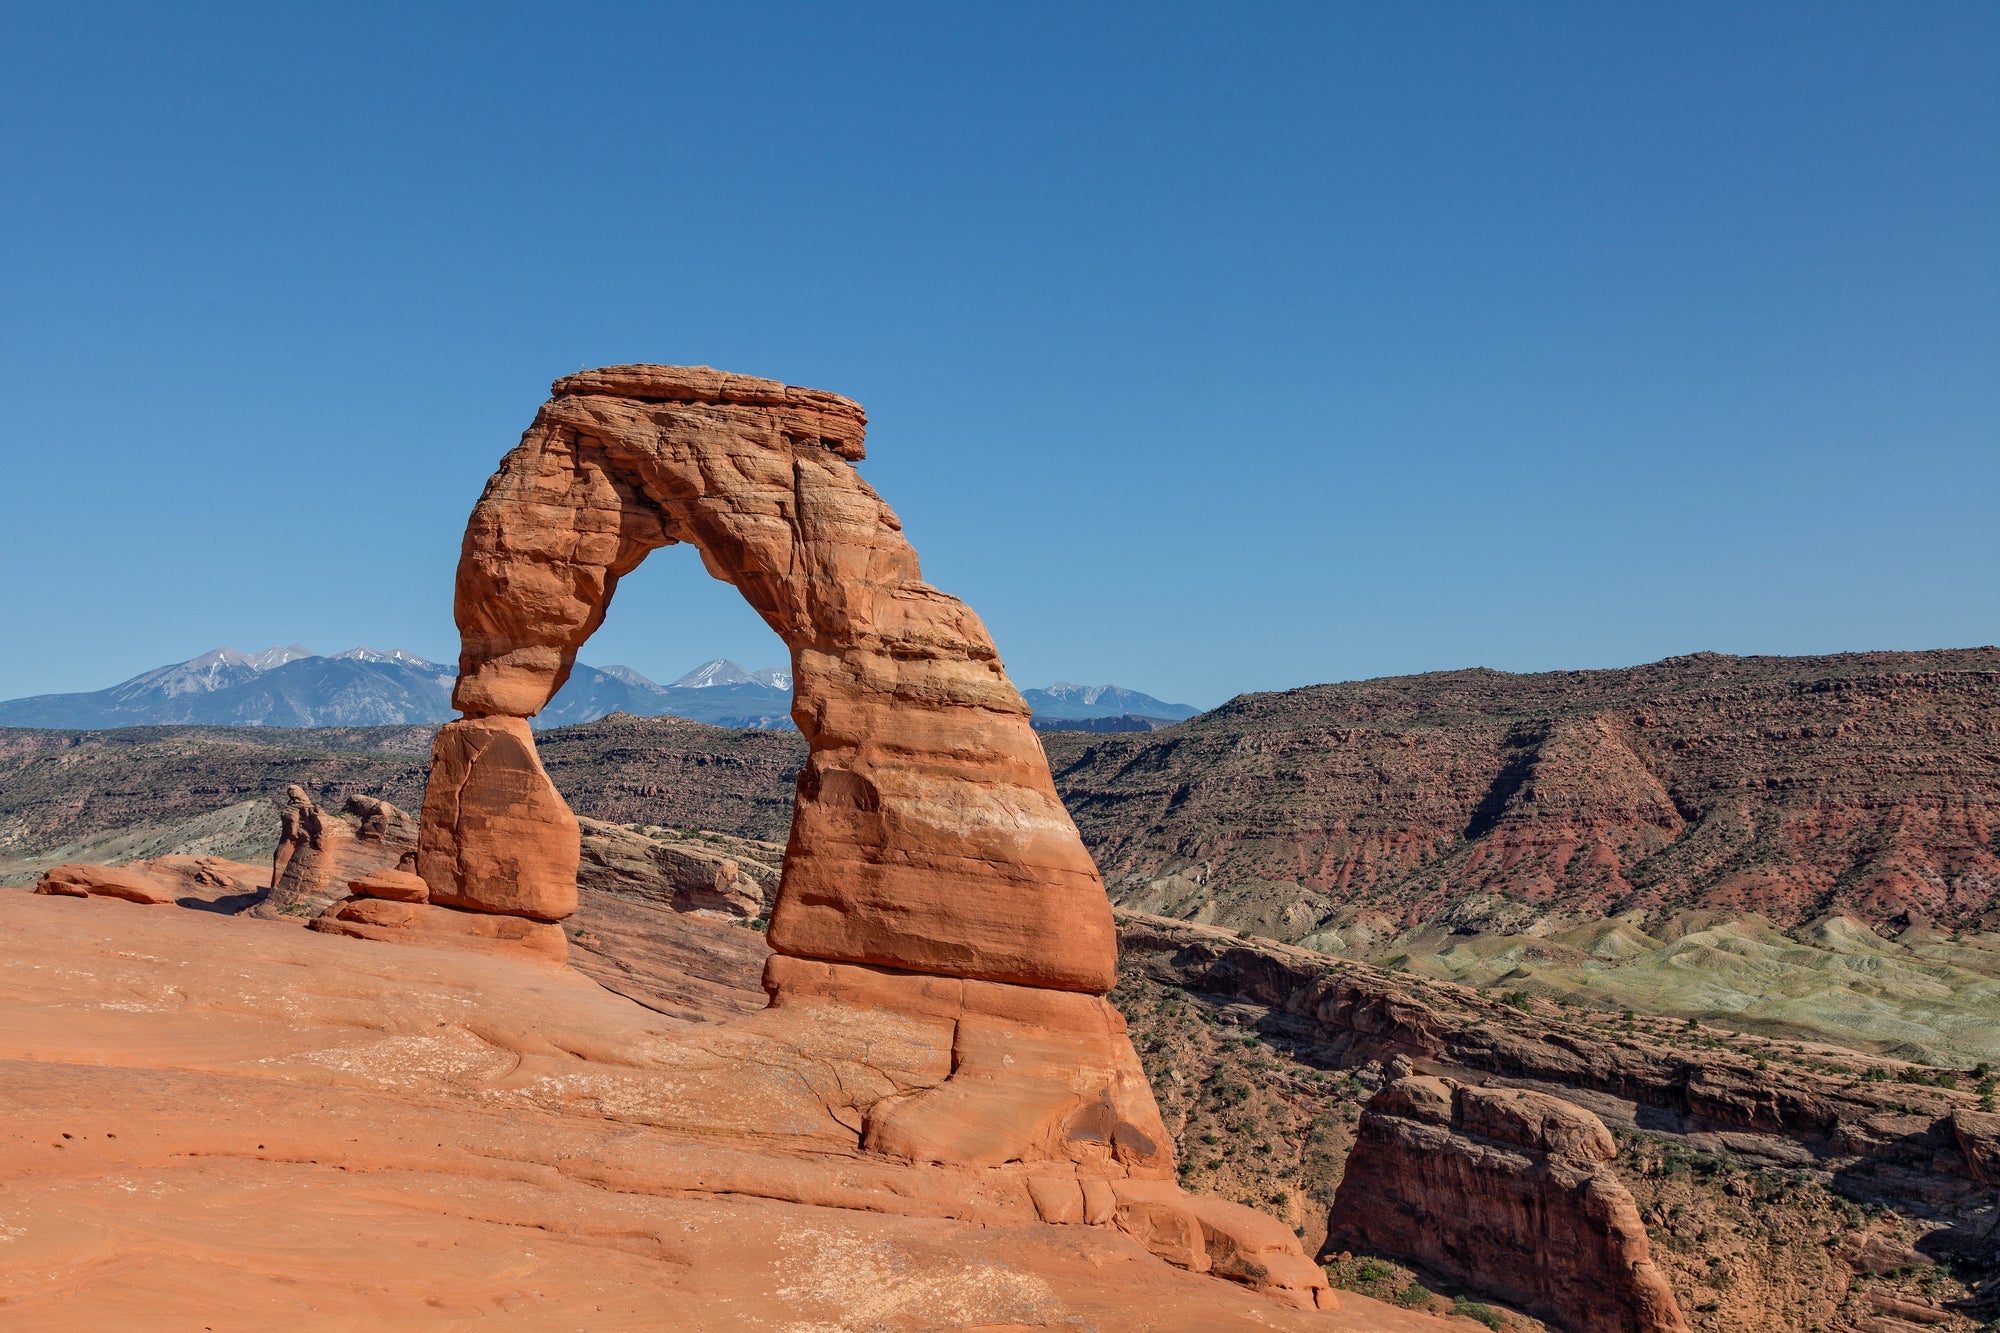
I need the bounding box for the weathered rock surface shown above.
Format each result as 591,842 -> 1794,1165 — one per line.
257,785 -> 416,919
1,893 -> 1410,1327
311,896 -> 568,963
345,867 -> 430,903
1952,1109 -> 2000,1186
434,364 -> 1115,993
576,816 -> 774,918
123,853 -> 267,905
564,886 -> 773,1022
34,862 -> 174,905
417,716 -> 577,921
1329,1074 -> 1686,1333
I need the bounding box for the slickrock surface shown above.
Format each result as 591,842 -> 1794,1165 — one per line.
1328,1075 -> 1686,1333
432,364 -> 1115,993
256,784 -> 416,919
0,893 -> 1439,1329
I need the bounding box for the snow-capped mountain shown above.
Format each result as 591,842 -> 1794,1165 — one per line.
668,659 -> 793,691
538,660 -> 794,729
332,647 -> 436,668
1019,682 -> 1200,723
0,646 -> 454,728
0,649 -> 1195,733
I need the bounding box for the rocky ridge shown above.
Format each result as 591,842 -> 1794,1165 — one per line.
1045,650 -> 2000,943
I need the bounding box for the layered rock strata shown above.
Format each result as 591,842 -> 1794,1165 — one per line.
376,365 -> 1326,1305
1328,1074 -> 1686,1333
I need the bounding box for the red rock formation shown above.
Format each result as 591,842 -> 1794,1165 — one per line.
34,863 -> 175,905
418,717 -> 577,921
311,897 -> 568,963
381,364 -> 1325,1306
258,786 -> 417,920
1328,1073 -> 1686,1333
345,868 -> 430,903
1045,650 -> 2000,939
426,365 -> 1114,993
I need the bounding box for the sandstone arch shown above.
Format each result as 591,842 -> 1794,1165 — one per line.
419,364 -> 1117,993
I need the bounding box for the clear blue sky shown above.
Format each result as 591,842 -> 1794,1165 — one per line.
3,3 -> 1994,708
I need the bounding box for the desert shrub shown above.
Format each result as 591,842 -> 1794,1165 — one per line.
1394,1279 -> 1434,1307
1451,1299 -> 1506,1329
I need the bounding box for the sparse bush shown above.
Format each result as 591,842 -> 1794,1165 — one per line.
1394,1279 -> 1434,1308
1451,1299 -> 1506,1330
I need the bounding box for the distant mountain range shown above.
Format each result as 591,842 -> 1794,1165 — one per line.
1021,683 -> 1200,722
0,648 -> 1197,732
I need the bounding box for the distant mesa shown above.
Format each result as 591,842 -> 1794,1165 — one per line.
0,647 -> 1199,734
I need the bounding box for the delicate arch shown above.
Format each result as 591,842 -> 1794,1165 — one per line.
420,365 -> 1117,993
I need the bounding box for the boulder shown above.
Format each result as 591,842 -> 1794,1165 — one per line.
1327,1075 -> 1687,1333
34,863 -> 174,905
347,869 -> 430,903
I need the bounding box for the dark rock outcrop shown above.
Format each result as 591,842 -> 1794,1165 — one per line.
1328,1074 -> 1686,1333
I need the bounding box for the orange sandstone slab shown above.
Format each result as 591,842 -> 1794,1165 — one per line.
34,863 -> 174,905
0,892 -> 1455,1330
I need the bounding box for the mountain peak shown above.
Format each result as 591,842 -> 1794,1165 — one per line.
245,644 -> 315,671
331,647 -> 440,669
598,664 -> 662,689
668,659 -> 792,691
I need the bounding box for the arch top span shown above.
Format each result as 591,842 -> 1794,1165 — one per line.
422,364 -> 1119,994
